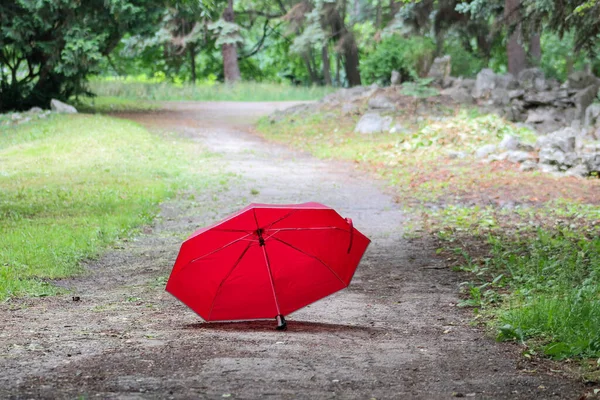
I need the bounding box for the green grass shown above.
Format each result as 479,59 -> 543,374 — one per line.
0,114 -> 217,300
73,96 -> 159,113
89,79 -> 334,102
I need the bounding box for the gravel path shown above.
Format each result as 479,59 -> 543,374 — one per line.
0,102 -> 585,399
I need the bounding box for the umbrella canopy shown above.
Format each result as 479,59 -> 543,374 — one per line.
166,202 -> 370,322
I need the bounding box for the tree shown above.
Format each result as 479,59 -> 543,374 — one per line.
0,0 -> 162,111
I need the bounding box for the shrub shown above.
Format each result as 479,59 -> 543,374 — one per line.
360,35 -> 436,85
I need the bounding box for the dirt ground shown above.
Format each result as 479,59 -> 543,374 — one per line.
0,102 -> 589,399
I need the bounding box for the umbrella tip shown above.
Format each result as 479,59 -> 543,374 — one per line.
275,315 -> 287,331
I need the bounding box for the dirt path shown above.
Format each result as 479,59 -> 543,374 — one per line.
0,102 -> 586,399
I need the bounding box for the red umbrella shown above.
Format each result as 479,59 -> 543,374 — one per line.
166,202 -> 370,329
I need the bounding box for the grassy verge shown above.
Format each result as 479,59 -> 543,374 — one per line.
0,113 -> 218,300
73,96 -> 159,113
88,79 -> 334,102
257,103 -> 600,376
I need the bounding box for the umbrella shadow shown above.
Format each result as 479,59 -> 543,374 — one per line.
184,320 -> 381,334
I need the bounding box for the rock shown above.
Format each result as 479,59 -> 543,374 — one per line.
500,135 -> 521,151
567,71 -> 600,90
27,107 -> 43,114
17,117 -> 32,125
564,163 -> 590,177
459,78 -> 476,91
574,85 -> 599,120
391,70 -> 401,85
428,55 -> 452,84
523,90 -> 569,106
584,152 -> 600,173
538,163 -> 560,174
491,89 -> 510,106
475,144 -> 497,159
368,95 -> 395,110
506,150 -> 535,163
534,77 -> 549,91
520,160 -> 538,171
11,113 -> 22,121
536,128 -> 577,153
539,148 -> 567,166
584,103 -> 600,128
441,87 -> 473,104
321,85 -> 377,104
447,150 -> 467,159
354,113 -> 393,134
50,99 -> 78,114
389,123 -> 405,134
508,89 -> 525,100
472,69 -> 496,99
442,76 -> 456,89
495,73 -> 518,90
341,103 -> 359,115
518,68 -> 545,90
525,107 -> 563,133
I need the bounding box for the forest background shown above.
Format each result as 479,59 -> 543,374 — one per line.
2,0 -> 600,111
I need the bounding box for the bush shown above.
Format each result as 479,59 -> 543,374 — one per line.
360,35 -> 435,85
443,41 -> 485,78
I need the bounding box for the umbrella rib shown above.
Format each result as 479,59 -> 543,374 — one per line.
263,210 -> 299,230
271,237 -> 346,287
207,242 -> 253,320
265,227 -> 348,233
261,244 -> 282,316
185,233 -> 254,266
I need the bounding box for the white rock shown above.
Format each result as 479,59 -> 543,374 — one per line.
50,99 -> 78,114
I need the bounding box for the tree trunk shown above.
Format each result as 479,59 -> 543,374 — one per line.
189,45 -> 197,84
335,54 -> 341,86
375,0 -> 382,27
326,4 -> 361,87
302,54 -> 318,85
343,34 -> 361,86
505,0 -> 526,76
322,45 -> 332,86
222,0 -> 241,83
529,32 -> 541,65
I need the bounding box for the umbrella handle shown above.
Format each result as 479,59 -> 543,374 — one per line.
346,218 -> 354,254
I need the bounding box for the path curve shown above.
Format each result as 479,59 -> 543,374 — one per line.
0,102 -> 584,399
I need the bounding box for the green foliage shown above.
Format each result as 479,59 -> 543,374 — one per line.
540,31 -> 595,81
0,114 -> 219,300
0,0 -> 162,111
208,19 -> 245,47
443,40 -> 485,78
360,35 -> 436,85
400,78 -> 439,98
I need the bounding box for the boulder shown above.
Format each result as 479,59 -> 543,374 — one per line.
391,70 -> 401,85
508,89 -> 525,100
584,103 -> 600,128
341,103 -> 359,115
368,95 -> 395,110
427,55 -> 452,84
472,69 -> 496,99
499,135 -> 521,151
517,68 -> 545,90
574,85 -> 600,120
475,144 -> 497,159
525,107 -> 563,133
506,150 -> 535,163
459,78 -> 476,92
567,71 -> 600,90
50,99 -> 77,114
27,107 -> 43,114
535,128 -> 577,153
441,86 -> 473,104
520,160 -> 538,171
495,73 -> 518,90
354,113 -> 393,134
584,152 -> 600,173
539,147 -> 567,166
564,163 -> 590,177
491,89 -> 510,106
523,90 -> 569,107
